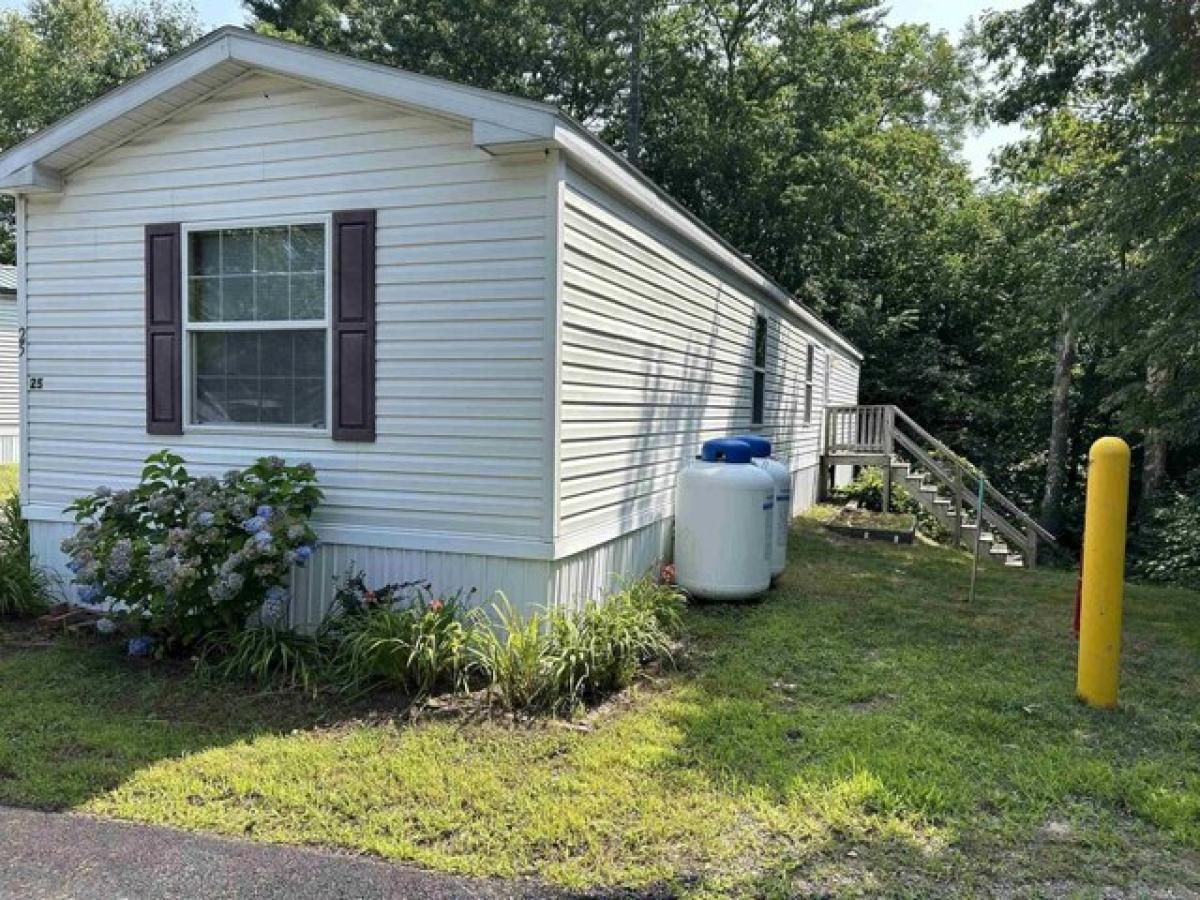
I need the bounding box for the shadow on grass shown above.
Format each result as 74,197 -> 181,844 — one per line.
1,520 -> 1197,897
0,625 -> 414,812
657,520 -> 1200,893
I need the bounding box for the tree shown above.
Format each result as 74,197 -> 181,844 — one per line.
0,0 -> 201,263
981,0 -> 1200,495
246,0 -> 642,127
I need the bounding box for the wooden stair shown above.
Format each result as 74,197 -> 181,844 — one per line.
892,460 -> 1026,567
821,405 -> 1056,568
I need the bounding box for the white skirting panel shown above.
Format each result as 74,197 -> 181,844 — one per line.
29,520 -> 77,602
32,519 -> 557,626
551,515 -> 673,612
287,543 -> 553,630
789,462 -> 820,514
0,428 -> 18,464
31,466 -> 818,630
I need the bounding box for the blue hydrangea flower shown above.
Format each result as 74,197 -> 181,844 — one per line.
127,636 -> 155,658
253,530 -> 273,546
256,504 -> 274,519
197,511 -> 215,527
242,516 -> 267,534
77,584 -> 103,604
262,585 -> 288,624
293,544 -> 314,563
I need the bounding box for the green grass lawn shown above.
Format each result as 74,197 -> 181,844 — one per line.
2,515 -> 1198,896
0,463 -> 18,499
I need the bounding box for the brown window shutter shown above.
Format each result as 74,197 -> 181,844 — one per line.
332,210 -> 377,441
145,223 -> 182,435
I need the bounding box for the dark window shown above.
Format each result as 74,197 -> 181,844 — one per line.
804,344 -> 815,423
185,223 -> 328,429
752,315 -> 767,425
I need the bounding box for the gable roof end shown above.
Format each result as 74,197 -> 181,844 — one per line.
0,26 -> 558,190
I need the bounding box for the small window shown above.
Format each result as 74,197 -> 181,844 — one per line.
804,344 -> 815,423
751,315 -> 767,425
184,222 -> 329,429
823,350 -> 832,407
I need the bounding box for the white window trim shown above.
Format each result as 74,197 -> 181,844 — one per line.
180,213 -> 334,437
803,343 -> 816,424
751,313 -> 767,427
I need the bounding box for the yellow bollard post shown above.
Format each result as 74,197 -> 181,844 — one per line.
1076,436 -> 1131,709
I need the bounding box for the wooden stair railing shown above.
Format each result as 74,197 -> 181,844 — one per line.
823,405 -> 1056,568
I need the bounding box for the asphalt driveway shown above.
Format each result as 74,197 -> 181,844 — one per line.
0,806 -> 586,900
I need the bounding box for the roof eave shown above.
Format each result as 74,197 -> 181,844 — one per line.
549,119 -> 863,362
0,163 -> 63,194
0,27 -> 562,194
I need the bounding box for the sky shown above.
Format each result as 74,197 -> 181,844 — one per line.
1,0 -> 1028,176
885,0 -> 1028,176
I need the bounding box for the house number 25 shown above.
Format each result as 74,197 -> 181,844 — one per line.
28,377 -> 43,390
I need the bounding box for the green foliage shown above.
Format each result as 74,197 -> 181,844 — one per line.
467,595 -> 555,712
192,566 -> 681,714
0,464 -> 18,500
557,590 -> 674,701
248,0 -> 637,124
981,0 -> 1200,483
470,579 -> 684,715
833,468 -> 948,542
327,568 -> 431,619
0,0 -> 200,262
202,625 -> 328,696
0,493 -> 51,618
61,450 -> 322,648
320,571 -> 473,697
834,467 -> 930,519
1130,479 -> 1200,592
3,519 -> 1199,893
329,593 -> 470,698
621,575 -> 686,636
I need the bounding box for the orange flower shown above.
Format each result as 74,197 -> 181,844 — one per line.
429,598 -> 445,613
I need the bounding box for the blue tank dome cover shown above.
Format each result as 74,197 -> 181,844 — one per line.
731,434 -> 772,458
700,438 -> 754,463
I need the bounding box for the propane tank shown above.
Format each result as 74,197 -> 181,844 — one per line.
732,434 -> 791,578
674,438 -> 775,599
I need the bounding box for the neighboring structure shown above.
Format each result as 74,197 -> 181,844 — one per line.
0,28 -> 860,622
0,266 -> 18,463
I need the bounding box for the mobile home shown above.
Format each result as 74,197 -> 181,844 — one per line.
0,28 -> 860,622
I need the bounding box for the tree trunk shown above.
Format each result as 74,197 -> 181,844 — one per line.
625,0 -> 643,167
1040,309 -> 1075,534
1141,365 -> 1169,503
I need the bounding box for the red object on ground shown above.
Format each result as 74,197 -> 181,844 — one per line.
1073,572 -> 1082,639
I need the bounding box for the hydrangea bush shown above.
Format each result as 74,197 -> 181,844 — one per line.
62,450 -> 322,648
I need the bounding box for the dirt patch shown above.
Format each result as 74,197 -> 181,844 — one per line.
848,692 -> 898,713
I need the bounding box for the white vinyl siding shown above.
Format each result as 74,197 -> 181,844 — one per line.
558,167 -> 860,544
825,346 -> 860,409
0,294 -> 17,462
23,73 -> 551,544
